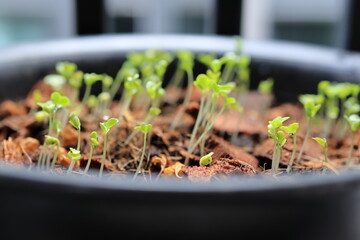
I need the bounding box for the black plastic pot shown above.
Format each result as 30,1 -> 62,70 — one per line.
0,34 -> 359,240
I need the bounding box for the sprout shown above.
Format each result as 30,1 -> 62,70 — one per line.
297,96 -> 321,163
67,147 -> 81,174
199,152 -> 214,166
312,137 -> 329,172
84,131 -> 99,175
171,50 -> 195,129
268,116 -> 290,174
118,74 -> 142,119
56,61 -> 77,79
44,74 -> 66,91
102,75 -> 113,92
99,118 -> 119,178
42,135 -> 61,169
68,71 -> 84,102
133,123 -> 152,180
69,114 -> 81,151
345,114 -> 360,167
281,123 -> 299,173
80,73 -> 103,114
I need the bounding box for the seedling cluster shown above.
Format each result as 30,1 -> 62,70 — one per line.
7,37 -> 358,180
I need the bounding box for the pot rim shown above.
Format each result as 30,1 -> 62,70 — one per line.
0,34 -> 359,193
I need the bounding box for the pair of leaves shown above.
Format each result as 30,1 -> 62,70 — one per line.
194,74 -> 216,93
267,116 -> 290,147
37,92 -> 70,114
304,102 -> 321,119
125,75 -> 142,96
134,123 -> 152,134
90,131 -> 99,148
146,80 -> 165,100
69,114 -> 81,130
68,148 -> 81,161
280,123 -> 299,135
313,137 -> 327,149
45,135 -> 60,146
345,114 -> 360,132
100,118 -> 119,134
84,73 -> 103,86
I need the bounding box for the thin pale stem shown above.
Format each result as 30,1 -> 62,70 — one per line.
79,84 -> 92,114
67,160 -> 76,174
271,144 -> 279,174
286,134 -> 297,173
185,95 -> 205,166
297,118 -> 312,163
171,69 -> 193,129
133,133 -> 147,181
118,95 -> 132,119
109,69 -> 124,101
323,148 -> 329,173
188,105 -> 226,155
51,145 -> 60,168
77,128 -> 81,151
99,134 -> 108,179
83,147 -> 94,175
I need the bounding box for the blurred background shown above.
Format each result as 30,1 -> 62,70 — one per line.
0,0 -> 358,51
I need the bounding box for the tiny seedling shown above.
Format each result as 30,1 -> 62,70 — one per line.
345,114 -> 360,167
297,97 -> 321,163
268,116 -> 289,174
67,147 -> 81,174
281,123 -> 299,173
44,74 -> 66,91
312,137 -> 328,172
199,152 -> 214,166
171,50 -> 195,129
83,131 -> 99,175
99,118 -> 119,178
69,114 -> 81,151
119,74 -> 142,119
132,123 -> 153,180
80,73 -> 103,113
184,74 -> 215,165
44,135 -> 60,169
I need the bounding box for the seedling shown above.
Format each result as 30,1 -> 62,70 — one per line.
199,152 -> 214,166
345,114 -> 360,167
44,135 -> 60,169
297,96 -> 321,163
67,147 -> 81,174
83,131 -> 99,175
258,78 -> 274,113
132,123 -> 152,180
171,51 -> 195,129
118,74 -> 142,119
236,55 -> 251,94
99,118 -> 119,178
281,123 -> 299,173
312,137 -> 328,172
184,74 -> 215,165
268,116 -> 289,174
80,73 -> 103,114
44,74 -> 66,91
69,114 -> 81,151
